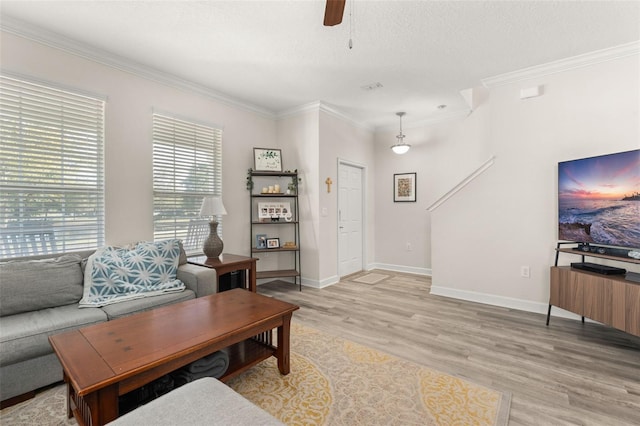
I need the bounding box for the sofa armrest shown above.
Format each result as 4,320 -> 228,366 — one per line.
177,263 -> 217,297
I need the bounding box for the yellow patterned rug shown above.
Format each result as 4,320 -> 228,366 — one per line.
227,323 -> 511,426
0,323 -> 510,425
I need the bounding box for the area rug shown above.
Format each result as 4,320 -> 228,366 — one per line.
227,323 -> 510,426
352,273 -> 389,284
0,323 -> 510,426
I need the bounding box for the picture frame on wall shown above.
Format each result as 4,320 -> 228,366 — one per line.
394,172 -> 416,202
266,237 -> 280,249
253,148 -> 283,172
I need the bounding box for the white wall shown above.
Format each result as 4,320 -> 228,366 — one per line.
428,55 -> 640,313
373,113 -> 491,275
275,107 -> 376,287
275,110 -> 320,283
1,31 -> 277,255
318,110 -> 375,284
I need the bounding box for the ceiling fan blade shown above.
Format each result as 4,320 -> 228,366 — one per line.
324,0 -> 346,26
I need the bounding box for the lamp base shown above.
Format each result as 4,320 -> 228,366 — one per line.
203,220 -> 224,258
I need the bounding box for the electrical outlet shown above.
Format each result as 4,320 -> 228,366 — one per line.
406,242 -> 412,251
521,266 -> 530,278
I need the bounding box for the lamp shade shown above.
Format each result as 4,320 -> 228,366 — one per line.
391,143 -> 410,154
199,196 -> 227,217
390,111 -> 410,154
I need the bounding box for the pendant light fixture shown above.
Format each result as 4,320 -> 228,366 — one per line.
391,112 -> 410,154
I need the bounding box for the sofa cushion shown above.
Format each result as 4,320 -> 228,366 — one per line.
80,240 -> 186,308
0,303 -> 107,366
101,289 -> 196,320
107,377 -> 284,426
0,255 -> 84,317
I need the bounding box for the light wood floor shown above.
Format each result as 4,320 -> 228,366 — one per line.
258,271 -> 640,426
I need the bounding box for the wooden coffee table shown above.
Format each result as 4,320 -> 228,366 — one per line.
49,289 -> 299,426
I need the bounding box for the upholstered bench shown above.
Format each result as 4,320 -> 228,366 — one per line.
107,377 -> 284,425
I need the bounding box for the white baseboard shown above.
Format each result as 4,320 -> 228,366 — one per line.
257,275 -> 338,289
429,285 -> 589,321
303,275 -> 339,289
368,263 -> 432,276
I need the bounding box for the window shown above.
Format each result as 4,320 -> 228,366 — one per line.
0,75 -> 105,258
152,113 -> 222,254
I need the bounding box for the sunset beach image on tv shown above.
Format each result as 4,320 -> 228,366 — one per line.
558,149 -> 640,249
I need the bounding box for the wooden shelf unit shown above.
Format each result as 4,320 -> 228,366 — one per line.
256,269 -> 300,280
249,170 -> 301,291
548,245 -> 640,337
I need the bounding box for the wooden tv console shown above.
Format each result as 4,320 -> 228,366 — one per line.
548,248 -> 640,337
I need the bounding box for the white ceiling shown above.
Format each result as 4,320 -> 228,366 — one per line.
1,1 -> 639,129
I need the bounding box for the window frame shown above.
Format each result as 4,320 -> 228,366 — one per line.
0,74 -> 105,258
152,113 -> 223,255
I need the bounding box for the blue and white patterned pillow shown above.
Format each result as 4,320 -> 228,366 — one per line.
79,239 -> 186,307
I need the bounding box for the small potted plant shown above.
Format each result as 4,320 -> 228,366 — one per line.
246,168 -> 254,191
287,170 -> 301,194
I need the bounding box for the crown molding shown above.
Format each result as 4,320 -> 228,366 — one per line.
276,101 -> 323,119
277,101 -> 375,132
0,16 -> 276,119
279,101 -> 469,133
319,103 -> 375,132
482,41 -> 640,88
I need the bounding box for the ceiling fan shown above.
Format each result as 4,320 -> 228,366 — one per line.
324,0 -> 346,26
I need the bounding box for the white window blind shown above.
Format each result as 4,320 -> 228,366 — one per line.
0,75 -> 105,258
152,114 -> 222,254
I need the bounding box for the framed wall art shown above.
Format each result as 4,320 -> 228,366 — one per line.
253,148 -> 282,172
394,172 -> 416,202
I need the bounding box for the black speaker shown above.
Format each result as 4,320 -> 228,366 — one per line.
219,270 -> 246,292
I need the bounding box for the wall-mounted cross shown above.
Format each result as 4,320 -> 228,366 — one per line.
325,177 -> 333,193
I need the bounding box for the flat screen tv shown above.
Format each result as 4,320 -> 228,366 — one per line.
558,149 -> 640,250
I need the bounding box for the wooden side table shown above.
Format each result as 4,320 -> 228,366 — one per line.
188,253 -> 257,292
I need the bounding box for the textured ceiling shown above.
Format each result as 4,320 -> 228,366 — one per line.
1,1 -> 639,129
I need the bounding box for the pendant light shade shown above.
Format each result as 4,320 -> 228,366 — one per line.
390,112 -> 410,154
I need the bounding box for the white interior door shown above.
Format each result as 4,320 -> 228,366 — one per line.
338,162 -> 363,277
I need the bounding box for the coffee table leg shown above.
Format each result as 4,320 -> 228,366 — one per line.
248,262 -> 257,292
276,313 -> 293,375
63,372 -> 72,419
96,385 -> 119,425
70,384 -> 118,426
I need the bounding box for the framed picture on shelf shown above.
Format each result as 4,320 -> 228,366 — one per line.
253,148 -> 282,172
394,172 -> 416,202
258,202 -> 291,221
256,234 -> 267,249
258,204 -> 269,219
266,238 -> 280,249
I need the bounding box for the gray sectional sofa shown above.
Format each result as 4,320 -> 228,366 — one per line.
0,248 -> 217,404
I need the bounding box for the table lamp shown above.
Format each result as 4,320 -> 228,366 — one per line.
199,196 -> 227,258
